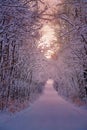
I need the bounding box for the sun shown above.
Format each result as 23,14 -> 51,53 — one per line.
37,24 -> 59,59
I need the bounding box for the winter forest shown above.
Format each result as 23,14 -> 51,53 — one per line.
0,0 -> 87,119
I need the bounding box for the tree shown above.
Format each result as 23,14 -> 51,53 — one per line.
0,0 -> 45,111
53,0 -> 87,104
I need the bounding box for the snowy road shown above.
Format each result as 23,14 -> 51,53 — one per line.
0,80 -> 87,130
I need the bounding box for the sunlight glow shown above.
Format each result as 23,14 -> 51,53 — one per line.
44,50 -> 55,59
38,24 -> 59,59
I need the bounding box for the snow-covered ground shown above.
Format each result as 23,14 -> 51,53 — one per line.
0,79 -> 87,130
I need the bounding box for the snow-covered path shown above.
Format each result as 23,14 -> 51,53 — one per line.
0,80 -> 87,130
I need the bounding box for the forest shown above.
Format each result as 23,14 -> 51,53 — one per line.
0,0 -> 87,113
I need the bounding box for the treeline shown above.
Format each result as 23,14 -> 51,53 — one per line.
53,0 -> 87,105
0,0 -> 45,112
